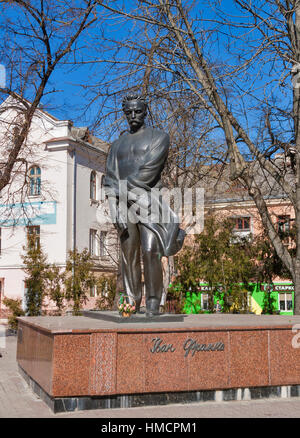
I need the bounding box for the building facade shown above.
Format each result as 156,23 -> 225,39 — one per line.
0,97 -> 117,315
168,161 -> 295,315
205,193 -> 295,315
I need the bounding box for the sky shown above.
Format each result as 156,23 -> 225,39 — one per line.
0,0 -> 293,150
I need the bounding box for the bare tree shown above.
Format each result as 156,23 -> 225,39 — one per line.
0,0 -> 98,196
85,0 -> 300,313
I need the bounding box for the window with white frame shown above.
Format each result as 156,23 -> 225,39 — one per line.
279,293 -> 293,311
233,216 -> 251,231
28,166 -> 41,196
277,215 -> 291,234
89,229 -> 98,256
102,281 -> 109,297
90,285 -> 97,297
201,293 -> 209,310
99,174 -> 105,201
100,231 -> 108,256
26,225 -> 40,249
90,171 -> 97,200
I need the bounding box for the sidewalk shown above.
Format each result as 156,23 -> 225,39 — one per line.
1,333 -> 300,418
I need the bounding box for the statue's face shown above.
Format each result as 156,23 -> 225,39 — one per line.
123,100 -> 146,133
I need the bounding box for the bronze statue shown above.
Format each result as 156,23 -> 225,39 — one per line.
104,94 -> 185,317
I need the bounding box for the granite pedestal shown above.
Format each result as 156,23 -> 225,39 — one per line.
81,309 -> 185,323
16,313 -> 300,412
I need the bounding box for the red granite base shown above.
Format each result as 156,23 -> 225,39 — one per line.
16,314 -> 300,399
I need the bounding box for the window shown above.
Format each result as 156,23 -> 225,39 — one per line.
277,216 -> 291,234
90,285 -> 97,297
100,231 -> 108,257
26,225 -> 40,249
233,217 -> 251,231
99,174 -> 105,201
90,171 -> 97,200
28,166 -> 41,196
279,293 -> 293,312
201,294 -> 209,310
100,281 -> 109,297
89,229 -> 98,256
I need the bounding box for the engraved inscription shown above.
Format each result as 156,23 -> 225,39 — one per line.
151,337 -> 176,353
149,336 -> 225,356
183,338 -> 225,357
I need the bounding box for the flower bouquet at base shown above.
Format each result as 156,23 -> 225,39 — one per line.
118,294 -> 136,318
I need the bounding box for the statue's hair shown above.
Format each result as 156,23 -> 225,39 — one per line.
122,93 -> 148,111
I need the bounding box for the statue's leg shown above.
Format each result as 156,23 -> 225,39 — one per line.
139,225 -> 163,316
120,221 -> 142,310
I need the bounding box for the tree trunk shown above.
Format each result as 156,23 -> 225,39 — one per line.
292,2 -> 300,315
293,261 -> 300,315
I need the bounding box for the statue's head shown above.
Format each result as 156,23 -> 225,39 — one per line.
122,93 -> 147,133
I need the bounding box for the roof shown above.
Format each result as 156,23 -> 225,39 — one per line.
179,158 -> 295,204
69,126 -> 109,153
0,95 -> 109,154
0,94 -> 60,122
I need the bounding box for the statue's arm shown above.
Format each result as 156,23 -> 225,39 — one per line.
103,142 -> 127,232
103,143 -> 119,198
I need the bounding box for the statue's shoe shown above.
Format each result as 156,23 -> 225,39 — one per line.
146,311 -> 160,318
146,299 -> 160,317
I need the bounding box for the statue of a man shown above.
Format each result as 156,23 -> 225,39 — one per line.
104,94 -> 185,317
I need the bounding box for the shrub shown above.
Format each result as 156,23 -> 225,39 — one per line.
2,297 -> 25,331
95,276 -> 117,310
64,249 -> 96,315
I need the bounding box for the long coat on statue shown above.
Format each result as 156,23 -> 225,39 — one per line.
103,126 -> 185,256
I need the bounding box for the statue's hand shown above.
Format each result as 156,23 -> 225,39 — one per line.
116,221 -> 129,242
119,227 -> 129,243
